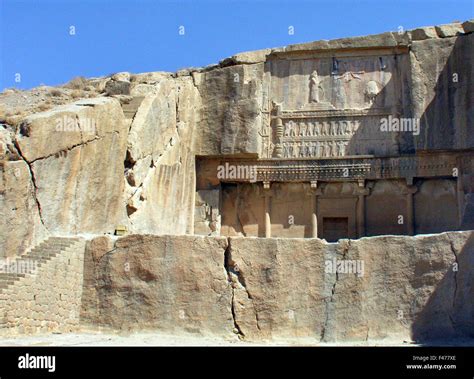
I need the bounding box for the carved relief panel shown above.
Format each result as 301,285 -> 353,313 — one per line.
260,52 -> 408,158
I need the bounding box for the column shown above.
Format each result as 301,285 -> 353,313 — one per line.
406,190 -> 414,235
263,181 -> 272,238
272,104 -> 284,158
456,168 -> 464,228
405,179 -> 418,236
310,181 -> 318,238
357,194 -> 365,238
355,179 -> 369,238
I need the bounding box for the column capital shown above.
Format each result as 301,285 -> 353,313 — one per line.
402,184 -> 418,195
353,180 -> 370,196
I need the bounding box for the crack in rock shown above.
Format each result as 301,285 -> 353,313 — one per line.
11,139 -> 46,228
223,237 -> 261,338
447,234 -> 459,310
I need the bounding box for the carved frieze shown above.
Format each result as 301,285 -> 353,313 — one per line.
261,53 -> 403,159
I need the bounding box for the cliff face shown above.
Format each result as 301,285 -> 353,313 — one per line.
80,231 -> 473,343
0,21 -> 473,257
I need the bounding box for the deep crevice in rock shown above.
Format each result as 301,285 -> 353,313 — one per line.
12,139 -> 46,228
223,239 -> 244,338
447,234 -> 459,309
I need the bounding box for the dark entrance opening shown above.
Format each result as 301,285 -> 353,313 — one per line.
323,217 -> 349,242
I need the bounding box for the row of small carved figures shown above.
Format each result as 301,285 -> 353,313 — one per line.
282,120 -> 361,137
280,140 -> 348,158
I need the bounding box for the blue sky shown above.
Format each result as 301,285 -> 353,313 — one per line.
1,0 -> 472,90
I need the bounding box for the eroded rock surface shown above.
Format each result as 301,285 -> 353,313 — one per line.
83,234 -> 233,336
82,232 -> 473,343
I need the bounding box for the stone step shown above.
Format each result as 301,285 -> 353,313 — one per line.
0,237 -> 81,293
0,281 -> 16,287
0,272 -> 25,279
48,237 -> 82,243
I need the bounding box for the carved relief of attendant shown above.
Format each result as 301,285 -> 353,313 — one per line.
337,141 -> 345,156
310,70 -> 323,103
299,122 -> 307,136
330,121 -> 337,136
313,122 -> 319,136
284,122 -> 290,136
322,143 -> 328,157
331,141 -> 337,157
289,122 -> 297,136
293,142 -> 299,158
323,122 -> 330,136
336,121 -> 342,135
305,142 -> 311,156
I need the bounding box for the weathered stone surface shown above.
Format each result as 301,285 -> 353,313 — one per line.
80,236 -> 115,326
462,19 -> 474,33
105,79 -> 131,96
280,32 -> 409,53
227,49 -> 271,64
79,231 -> 473,343
85,234 -> 233,335
0,160 -> 47,258
410,34 -> 474,151
194,190 -> 221,236
111,72 -> 130,82
410,26 -> 438,41
124,76 -> 197,235
435,23 -> 464,38
227,237 -> 328,340
228,231 -> 473,342
196,64 -> 263,156
14,98 -> 129,235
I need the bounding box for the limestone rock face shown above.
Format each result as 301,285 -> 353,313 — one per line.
462,19 -> 474,33
195,64 -> 263,156
410,33 -> 474,151
0,160 -> 47,258
82,231 -> 473,342
227,49 -> 271,64
435,23 -> 464,38
227,232 -> 473,342
14,97 -> 129,235
105,79 -> 131,96
84,234 -> 233,335
124,76 -> 198,235
280,31 -> 410,53
226,237 -> 328,340
410,26 -> 438,41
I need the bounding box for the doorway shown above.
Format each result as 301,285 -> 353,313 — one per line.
323,217 -> 349,242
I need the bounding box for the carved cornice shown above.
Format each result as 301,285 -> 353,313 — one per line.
275,108 -> 393,119
211,151 -> 471,184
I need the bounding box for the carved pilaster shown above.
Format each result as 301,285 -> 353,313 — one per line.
456,167 -> 464,228
308,181 -> 319,238
262,181 -> 272,237
403,179 -> 418,236
354,180 -> 371,238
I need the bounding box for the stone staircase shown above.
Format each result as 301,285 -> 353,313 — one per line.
0,237 -> 84,292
